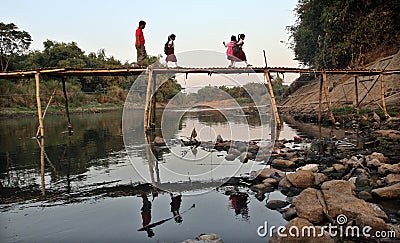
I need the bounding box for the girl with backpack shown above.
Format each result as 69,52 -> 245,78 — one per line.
233,34 -> 252,67
165,34 -> 179,67
223,35 -> 237,68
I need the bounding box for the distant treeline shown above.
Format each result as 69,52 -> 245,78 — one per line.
0,22 -> 287,115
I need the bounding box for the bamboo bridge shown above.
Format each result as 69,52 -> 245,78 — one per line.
1,66 -> 399,138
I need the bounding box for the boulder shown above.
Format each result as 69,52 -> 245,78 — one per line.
263,178 -> 278,186
333,163 -> 347,172
385,174 -> 400,185
294,188 -> 324,224
367,203 -> 388,221
154,136 -> 166,146
321,180 -> 355,195
282,207 -> 297,221
322,180 -> 388,221
314,173 -> 328,185
366,158 -> 383,168
228,148 -> 241,157
355,173 -> 370,189
251,183 -> 274,193
257,168 -> 285,179
371,182 -> 400,199
271,159 -> 296,168
225,153 -> 237,161
322,167 -> 335,173
358,191 -> 372,201
266,200 -> 289,210
355,214 -> 389,236
366,152 -> 389,164
299,164 -> 319,172
378,163 -> 400,175
341,156 -> 363,167
278,177 -> 292,189
286,170 -> 315,188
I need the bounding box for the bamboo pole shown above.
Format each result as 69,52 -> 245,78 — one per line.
264,70 -> 281,129
381,74 -> 390,118
354,76 -> 359,114
318,75 -> 323,124
359,79 -> 385,111
322,72 -> 336,124
36,87 -> 56,138
40,137 -> 45,197
144,68 -> 153,132
62,78 -> 73,135
35,71 -> 44,138
150,74 -> 157,131
145,133 -> 157,192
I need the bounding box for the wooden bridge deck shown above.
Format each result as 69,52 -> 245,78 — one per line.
1,66 -> 399,78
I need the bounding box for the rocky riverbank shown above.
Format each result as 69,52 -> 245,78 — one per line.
233,129 -> 400,242
164,114 -> 400,242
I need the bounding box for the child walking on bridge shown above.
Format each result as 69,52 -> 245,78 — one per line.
233,34 -> 251,67
223,35 -> 237,68
165,34 -> 179,68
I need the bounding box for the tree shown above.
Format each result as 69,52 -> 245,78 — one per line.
0,22 -> 32,71
288,0 -> 400,68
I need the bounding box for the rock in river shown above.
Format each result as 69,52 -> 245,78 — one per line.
154,136 -> 166,146
271,159 -> 295,168
371,182 -> 400,199
321,180 -> 388,221
266,200 -> 289,210
385,174 -> 400,185
286,170 -> 315,188
294,188 -> 325,224
256,168 -> 285,180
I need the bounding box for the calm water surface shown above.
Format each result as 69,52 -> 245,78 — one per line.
0,110 -> 302,242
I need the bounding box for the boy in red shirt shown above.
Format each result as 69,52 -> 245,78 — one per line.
135,20 -> 147,67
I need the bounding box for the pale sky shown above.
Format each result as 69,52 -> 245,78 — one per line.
2,0 -> 300,82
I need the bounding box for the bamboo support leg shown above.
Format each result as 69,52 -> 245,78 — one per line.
264,71 -> 281,129
322,72 -> 336,124
381,74 -> 390,118
354,76 -> 359,114
144,68 -> 153,132
35,72 -> 44,138
145,134 -> 157,192
151,74 -> 157,130
62,78 -> 73,135
36,88 -> 56,138
318,75 -> 323,124
40,137 -> 45,197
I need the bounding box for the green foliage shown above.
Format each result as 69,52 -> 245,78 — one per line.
271,76 -> 289,101
155,78 -> 182,103
0,22 -> 32,71
288,0 -> 400,68
332,105 -> 356,115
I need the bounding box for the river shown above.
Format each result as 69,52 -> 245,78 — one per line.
1,109 -> 309,242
